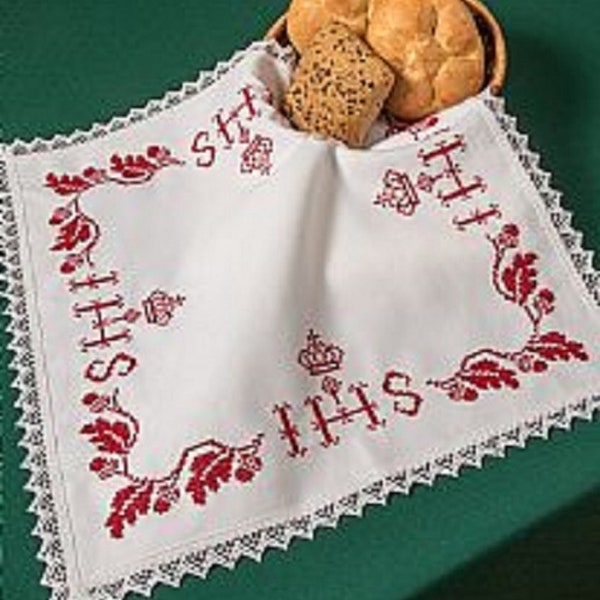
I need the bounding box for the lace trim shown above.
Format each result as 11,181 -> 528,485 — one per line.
6,40 -> 297,156
1,41 -> 599,600
483,93 -> 600,305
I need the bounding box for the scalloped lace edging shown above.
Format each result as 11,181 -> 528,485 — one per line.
1,42 -> 599,600
6,40 -> 297,156
483,93 -> 600,305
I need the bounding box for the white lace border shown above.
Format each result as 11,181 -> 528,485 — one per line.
1,40 -> 599,600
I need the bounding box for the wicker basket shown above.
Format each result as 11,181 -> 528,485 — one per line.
265,0 -> 507,95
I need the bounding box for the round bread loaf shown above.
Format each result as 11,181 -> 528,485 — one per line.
366,0 -> 484,120
287,0 -> 369,54
286,0 -> 485,121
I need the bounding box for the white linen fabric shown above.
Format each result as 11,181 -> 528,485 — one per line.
1,41 -> 599,600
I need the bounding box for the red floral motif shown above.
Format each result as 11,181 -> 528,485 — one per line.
489,224 -> 556,332
523,331 -> 588,364
457,359 -> 519,394
46,146 -> 183,274
79,387 -> 264,538
106,481 -> 155,539
80,418 -> 136,454
428,223 -> 589,401
49,207 -> 100,274
501,252 -> 538,306
186,440 -> 262,504
45,144 -> 264,540
186,448 -> 235,505
109,145 -> 179,182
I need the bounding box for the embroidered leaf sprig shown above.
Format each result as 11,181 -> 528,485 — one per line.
80,418 -> 135,455
525,331 -> 589,363
461,358 -> 519,392
50,214 -> 94,252
185,448 -> 234,505
106,481 -> 154,539
501,252 -> 538,305
46,145 -> 183,274
109,146 -> 182,182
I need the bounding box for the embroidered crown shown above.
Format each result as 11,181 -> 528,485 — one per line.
298,329 -> 344,376
142,290 -> 185,327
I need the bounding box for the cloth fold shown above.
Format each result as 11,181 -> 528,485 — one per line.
1,40 -> 599,600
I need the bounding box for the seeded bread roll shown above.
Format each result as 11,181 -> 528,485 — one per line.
283,22 -> 395,147
287,0 -> 369,54
366,0 -> 484,120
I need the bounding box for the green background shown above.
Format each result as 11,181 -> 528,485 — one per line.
1,1 -> 599,598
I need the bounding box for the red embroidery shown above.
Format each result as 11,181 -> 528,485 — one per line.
73,288 -> 184,353
191,86 -> 274,177
305,378 -> 385,448
427,223 -> 589,401
298,329 -> 345,376
48,202 -> 100,274
374,169 -> 420,216
73,295 -> 140,351
405,115 -> 449,141
417,135 -> 486,206
190,131 -> 217,168
84,352 -> 138,383
240,134 -> 273,175
46,146 -> 183,274
275,335 -> 420,457
68,270 -> 119,293
213,85 -> 259,148
45,146 -> 265,540
81,416 -> 137,455
452,204 -> 502,232
382,371 -> 424,417
272,403 -> 307,458
80,388 -> 264,538
142,289 -> 186,326
382,114 -> 447,141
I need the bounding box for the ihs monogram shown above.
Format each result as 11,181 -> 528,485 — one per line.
190,85 -> 274,175
42,92 -> 591,539
273,330 -> 424,458
46,146 -> 265,539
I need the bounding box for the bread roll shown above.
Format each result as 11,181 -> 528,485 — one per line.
366,0 -> 484,120
283,22 -> 395,147
287,0 -> 369,53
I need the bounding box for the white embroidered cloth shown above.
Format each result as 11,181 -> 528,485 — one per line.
1,41 -> 599,600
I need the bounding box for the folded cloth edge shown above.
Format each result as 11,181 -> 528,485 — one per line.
0,39 -> 599,600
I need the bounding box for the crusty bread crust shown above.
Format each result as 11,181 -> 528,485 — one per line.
288,0 -> 369,54
367,0 -> 484,120
287,0 -> 485,121
284,22 -> 395,147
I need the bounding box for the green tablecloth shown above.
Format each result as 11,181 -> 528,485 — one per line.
2,1 -> 599,598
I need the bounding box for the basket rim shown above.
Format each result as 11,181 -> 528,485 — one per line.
264,0 -> 507,95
